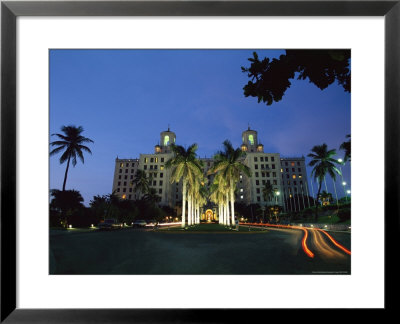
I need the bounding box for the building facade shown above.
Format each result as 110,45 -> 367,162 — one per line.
112,127 -> 310,213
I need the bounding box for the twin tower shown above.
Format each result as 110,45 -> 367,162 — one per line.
154,126 -> 264,154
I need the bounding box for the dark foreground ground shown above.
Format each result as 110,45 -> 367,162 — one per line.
50,225 -> 351,275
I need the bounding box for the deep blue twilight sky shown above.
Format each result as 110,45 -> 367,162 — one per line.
50,49 -> 351,206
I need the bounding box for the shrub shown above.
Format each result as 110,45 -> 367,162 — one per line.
337,208 -> 351,222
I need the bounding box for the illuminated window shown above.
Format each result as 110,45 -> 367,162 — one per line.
122,194 -> 126,199
292,174 -> 296,179
281,168 -> 283,173
291,162 -> 295,166
240,188 -> 243,192
120,163 -> 124,167
144,158 -> 148,163
299,175 -> 302,178
155,157 -> 158,163
248,134 -> 254,145
240,195 -> 243,199
164,135 -> 170,146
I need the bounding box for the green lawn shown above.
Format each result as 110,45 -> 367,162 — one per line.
157,223 -> 266,232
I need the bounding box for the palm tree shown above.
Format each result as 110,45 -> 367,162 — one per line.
132,170 -> 151,198
339,134 -> 351,162
308,143 -> 341,222
165,144 -> 203,228
319,190 -> 333,206
50,125 -> 94,191
262,182 -> 275,205
143,188 -> 161,204
208,140 -> 251,226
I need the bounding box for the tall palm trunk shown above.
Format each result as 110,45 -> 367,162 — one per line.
230,182 -> 235,226
225,191 -> 230,225
188,193 -> 192,226
182,181 -> 187,228
315,180 -> 323,222
62,155 -> 71,191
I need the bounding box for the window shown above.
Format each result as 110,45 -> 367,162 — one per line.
272,164 -> 275,169
123,181 -> 127,186
122,194 -> 126,199
249,134 -> 254,145
150,165 -> 153,170
160,165 -> 164,170
131,169 -> 134,173
119,169 -> 122,173
287,181 -> 290,185
153,181 -> 156,186
280,168 -> 283,173
154,165 -> 158,170
265,157 -> 268,162
155,157 -> 158,163
159,180 -> 163,186
257,196 -> 260,202
123,188 -> 126,193
126,163 -> 129,167
118,181 -> 121,186
150,158 -> 154,163
299,174 -> 302,178
164,135 -> 170,146
294,181 -> 297,185
273,180 -> 277,185
118,175 -> 121,179
286,168 -> 289,172
256,188 -> 260,193
160,173 -> 163,178
292,168 -> 295,172
298,168 -> 301,172
273,172 -> 276,177
161,157 -> 164,162
262,172 -> 265,177
292,174 -> 296,179
153,173 -> 157,178
240,195 -> 243,199
117,188 -> 120,192
124,175 -> 127,179
255,172 -> 259,177
144,158 -> 148,163
240,188 -> 243,192
130,175 -> 133,179
159,189 -> 162,194
176,194 -> 179,199
144,165 -> 147,170
291,162 -> 295,166
256,180 -> 259,185
254,157 -> 258,162
271,157 -> 275,162
286,174 -> 289,179
255,164 -> 258,169
262,180 -> 266,185
128,194 -> 132,199
129,188 -> 132,192
260,157 -> 264,162
125,169 -> 128,173
266,172 -> 270,177
285,162 -> 288,166
297,162 -> 300,166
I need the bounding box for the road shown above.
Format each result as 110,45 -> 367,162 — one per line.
50,225 -> 350,275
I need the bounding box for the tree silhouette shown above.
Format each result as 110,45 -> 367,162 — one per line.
340,134 -> 351,162
242,50 -> 351,106
50,125 -> 94,191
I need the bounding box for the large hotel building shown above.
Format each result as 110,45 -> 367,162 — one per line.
112,127 -> 311,215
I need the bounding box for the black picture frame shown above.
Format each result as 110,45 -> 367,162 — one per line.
1,0 -> 399,322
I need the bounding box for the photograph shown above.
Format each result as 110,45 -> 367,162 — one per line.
49,49 -> 351,275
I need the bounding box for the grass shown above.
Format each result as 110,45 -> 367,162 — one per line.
157,223 -> 266,233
